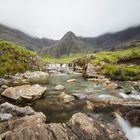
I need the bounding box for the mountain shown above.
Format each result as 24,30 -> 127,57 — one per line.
80,26 -> 140,50
40,31 -> 94,57
0,24 -> 57,51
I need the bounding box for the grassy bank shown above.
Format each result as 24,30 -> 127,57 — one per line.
0,39 -> 41,76
90,46 -> 140,81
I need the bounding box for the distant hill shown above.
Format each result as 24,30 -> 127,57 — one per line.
0,39 -> 42,75
0,24 -> 57,51
40,31 -> 94,57
80,26 -> 140,50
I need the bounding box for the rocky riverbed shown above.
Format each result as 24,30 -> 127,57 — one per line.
0,63 -> 140,140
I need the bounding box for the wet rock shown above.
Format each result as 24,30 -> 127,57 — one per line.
105,82 -> 118,90
89,98 -> 140,127
1,85 -> 8,89
83,63 -> 98,78
72,92 -> 87,99
0,78 -> 9,86
12,71 -> 49,80
67,79 -> 76,82
83,100 -> 95,111
0,102 -> 35,116
55,84 -> 65,90
0,113 -> 13,121
0,103 -> 127,140
59,92 -> 75,103
1,84 -> 47,102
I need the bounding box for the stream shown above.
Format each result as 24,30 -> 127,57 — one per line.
1,63 -> 140,139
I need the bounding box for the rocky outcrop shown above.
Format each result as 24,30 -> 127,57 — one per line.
0,102 -> 128,140
1,84 -> 47,102
86,99 -> 140,127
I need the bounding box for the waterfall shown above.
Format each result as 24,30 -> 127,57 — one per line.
116,113 -> 140,140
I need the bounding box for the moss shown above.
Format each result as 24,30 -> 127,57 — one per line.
0,39 -> 41,76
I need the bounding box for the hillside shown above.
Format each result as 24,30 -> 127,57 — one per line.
40,31 -> 94,57
0,24 -> 57,51
90,41 -> 140,80
80,26 -> 140,50
0,39 -> 42,76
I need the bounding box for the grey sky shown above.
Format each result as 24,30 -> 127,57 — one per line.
0,0 -> 140,39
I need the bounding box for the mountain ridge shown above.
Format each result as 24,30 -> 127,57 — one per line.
0,24 -> 57,51
39,31 -> 94,57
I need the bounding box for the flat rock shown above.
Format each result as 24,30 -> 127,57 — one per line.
67,79 -> 76,82
1,84 -> 47,101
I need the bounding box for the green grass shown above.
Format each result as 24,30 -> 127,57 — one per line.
40,53 -> 88,63
90,42 -> 140,80
90,47 -> 140,65
0,39 -> 40,76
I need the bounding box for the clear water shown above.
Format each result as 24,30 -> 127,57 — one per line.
31,73 -> 122,123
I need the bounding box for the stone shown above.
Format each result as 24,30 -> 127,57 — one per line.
67,79 -> 76,82
72,93 -> 87,99
83,100 -> 95,111
59,92 -> 75,103
54,84 -> 65,90
0,102 -> 35,116
83,63 -> 97,78
0,113 -> 13,121
105,82 -> 118,90
1,85 -> 8,89
0,103 -> 127,140
89,98 -> 140,127
1,84 -> 47,101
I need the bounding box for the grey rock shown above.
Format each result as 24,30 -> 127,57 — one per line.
55,84 -> 65,91
1,84 -> 47,101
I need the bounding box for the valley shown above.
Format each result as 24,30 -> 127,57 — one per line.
0,24 -> 140,140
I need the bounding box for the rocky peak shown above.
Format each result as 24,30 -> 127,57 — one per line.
61,31 -> 78,41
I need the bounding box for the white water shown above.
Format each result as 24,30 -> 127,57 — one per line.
119,92 -> 140,100
116,113 -> 140,140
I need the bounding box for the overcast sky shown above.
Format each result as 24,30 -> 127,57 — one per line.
0,0 -> 140,39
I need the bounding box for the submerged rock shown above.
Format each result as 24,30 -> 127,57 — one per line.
54,84 -> 65,91
67,79 -> 77,82
59,92 -> 75,103
1,84 -> 47,102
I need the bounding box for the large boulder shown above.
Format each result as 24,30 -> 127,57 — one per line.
0,103 -> 127,140
83,63 -> 99,78
1,84 -> 47,101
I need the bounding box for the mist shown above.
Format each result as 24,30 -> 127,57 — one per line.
0,0 -> 140,39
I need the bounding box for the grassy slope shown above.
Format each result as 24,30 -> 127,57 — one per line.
41,53 -> 88,63
90,44 -> 140,80
0,39 -> 41,76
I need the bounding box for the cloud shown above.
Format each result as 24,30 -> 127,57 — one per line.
0,0 -> 140,39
